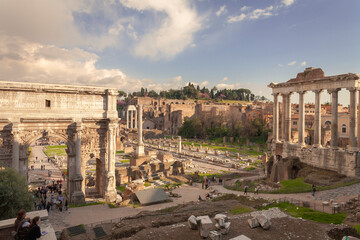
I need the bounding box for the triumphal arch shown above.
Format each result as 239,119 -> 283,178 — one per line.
269,67 -> 360,177
0,81 -> 119,204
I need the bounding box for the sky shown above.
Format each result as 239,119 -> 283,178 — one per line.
0,0 -> 360,105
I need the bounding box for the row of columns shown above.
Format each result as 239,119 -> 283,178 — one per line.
126,109 -> 137,129
273,88 -> 359,150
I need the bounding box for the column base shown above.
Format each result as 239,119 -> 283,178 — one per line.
71,191 -> 85,205
312,144 -> 322,148
331,146 -> 339,150
298,142 -> 306,147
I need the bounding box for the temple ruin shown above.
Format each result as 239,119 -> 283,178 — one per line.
269,67 -> 360,176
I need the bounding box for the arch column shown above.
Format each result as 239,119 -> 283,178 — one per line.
134,109 -> 137,129
11,122 -> 20,172
105,121 -> 117,202
348,87 -> 358,151
328,88 -> 340,149
272,93 -> 279,142
281,94 -> 286,141
313,90 -> 323,147
130,110 -> 133,128
71,122 -> 85,204
298,91 -> 306,146
126,110 -> 129,128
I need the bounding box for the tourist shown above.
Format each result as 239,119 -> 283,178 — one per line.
24,216 -> 41,240
65,200 -> 68,211
48,170 -> 52,177
312,184 -> 316,197
46,202 -> 51,212
244,186 -> 248,195
14,209 -> 30,240
198,195 -> 202,201
219,178 -> 223,185
254,186 -> 259,195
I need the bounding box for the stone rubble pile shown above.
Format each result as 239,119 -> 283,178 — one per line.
187,214 -> 231,239
247,207 -> 288,231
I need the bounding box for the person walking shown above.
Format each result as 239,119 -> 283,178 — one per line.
244,185 -> 248,195
24,217 -> 41,240
312,184 -> 316,197
65,200 -> 68,211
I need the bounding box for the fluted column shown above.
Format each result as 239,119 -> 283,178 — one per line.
298,91 -> 306,146
130,110 -> 133,128
134,109 -> 137,129
281,94 -> 286,141
75,122 -> 82,177
358,90 -> 360,149
178,136 -> 182,153
285,93 -> 293,142
313,90 -> 323,147
328,88 -> 340,149
126,110 -> 130,128
12,122 -> 20,172
348,88 -> 358,150
138,105 -> 143,145
272,93 -> 279,142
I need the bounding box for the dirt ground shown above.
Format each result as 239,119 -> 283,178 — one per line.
58,198 -> 360,240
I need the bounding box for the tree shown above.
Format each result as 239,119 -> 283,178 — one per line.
0,168 -> 33,220
118,90 -> 127,97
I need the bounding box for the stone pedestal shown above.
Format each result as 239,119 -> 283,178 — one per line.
71,175 -> 85,204
104,172 -> 117,202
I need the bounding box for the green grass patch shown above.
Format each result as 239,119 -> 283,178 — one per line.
352,225 -> 360,235
116,185 -> 126,193
244,167 -> 256,171
229,205 -> 253,214
144,181 -> 152,187
108,203 -> 117,208
69,202 -> 106,208
261,202 -> 346,224
121,159 -> 130,163
44,145 -> 67,157
270,178 -> 312,194
116,150 -> 125,154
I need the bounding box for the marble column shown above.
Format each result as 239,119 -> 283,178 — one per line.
285,93 -> 292,142
126,110 -> 130,128
328,88 -> 340,149
272,93 -> 279,142
298,91 -> 306,146
134,109 -> 137,129
313,90 -> 323,147
11,122 -> 19,172
75,122 -> 82,177
358,90 -> 360,149
281,94 -> 286,141
72,122 -> 85,204
348,88 -> 358,150
130,110 -> 133,128
136,105 -> 145,157
105,121 -> 117,202
178,136 -> 182,153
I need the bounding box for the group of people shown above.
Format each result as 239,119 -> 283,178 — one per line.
13,210 -> 42,240
34,180 -> 68,213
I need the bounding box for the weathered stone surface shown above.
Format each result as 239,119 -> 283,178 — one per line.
197,215 -> 213,238
256,215 -> 271,230
214,214 -> 228,227
247,218 -> 260,229
270,156 -> 302,182
209,231 -> 222,240
220,222 -> 231,235
229,235 -> 252,240
188,215 -> 197,230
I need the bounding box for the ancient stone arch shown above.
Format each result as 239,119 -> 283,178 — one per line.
0,81 -> 119,204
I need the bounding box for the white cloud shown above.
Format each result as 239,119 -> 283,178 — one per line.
287,61 -> 297,66
282,0 -> 295,7
241,6 -> 251,12
119,0 -> 202,60
227,14 -> 246,23
248,6 -> 274,20
216,83 -> 242,89
200,81 -> 209,87
228,1 -> 294,24
0,36 -> 150,92
216,5 -> 227,16
300,61 -> 307,66
220,77 -> 228,82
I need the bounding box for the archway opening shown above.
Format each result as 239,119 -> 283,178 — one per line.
85,154 -> 103,198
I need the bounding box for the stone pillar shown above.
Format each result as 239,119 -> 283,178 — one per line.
11,122 -> 20,172
298,91 -> 306,146
313,90 -> 323,147
272,93 -> 279,142
281,94 -> 286,140
72,122 -> 85,204
126,110 -> 129,128
136,105 -> 144,157
130,110 -> 133,128
178,136 -> 182,153
348,88 -> 358,150
328,88 -> 340,149
358,90 -> 360,149
105,121 -> 117,202
134,109 -> 137,129
285,93 -> 292,142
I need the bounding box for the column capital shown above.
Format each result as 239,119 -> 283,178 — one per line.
313,89 -> 323,94
297,91 -> 307,95
327,88 -> 341,94
346,87 -> 359,92
271,92 -> 279,97
75,122 -> 82,132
